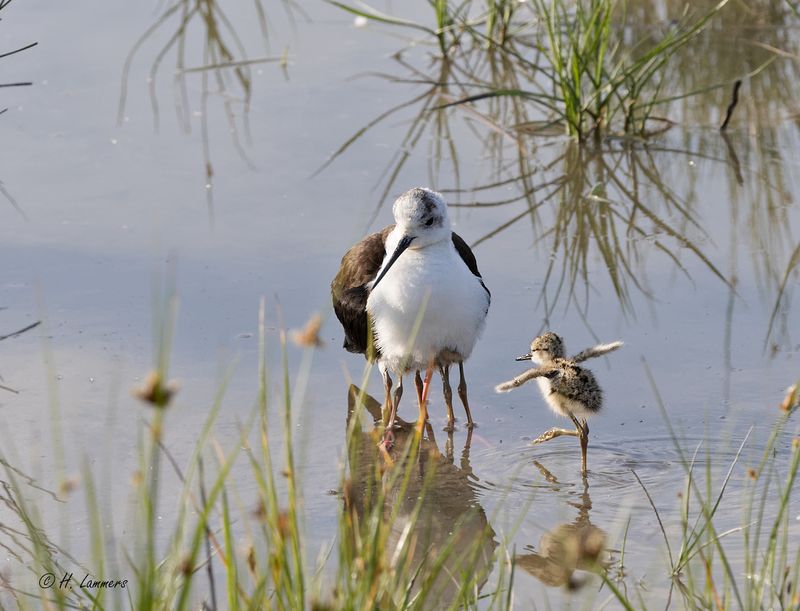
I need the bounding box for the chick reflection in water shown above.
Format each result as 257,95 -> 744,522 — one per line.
496,332 -> 622,476
517,463 -> 608,591
344,385 -> 497,608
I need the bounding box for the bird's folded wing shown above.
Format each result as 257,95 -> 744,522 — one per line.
571,341 -> 623,363
495,366 -> 552,393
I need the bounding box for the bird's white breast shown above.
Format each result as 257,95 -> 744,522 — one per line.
366,239 -> 489,373
535,377 -> 594,419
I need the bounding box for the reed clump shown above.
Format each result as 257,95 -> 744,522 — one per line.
329,0 -> 739,139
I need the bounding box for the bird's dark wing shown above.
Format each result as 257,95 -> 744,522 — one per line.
331,225 -> 393,356
452,232 -> 490,298
333,286 -> 371,354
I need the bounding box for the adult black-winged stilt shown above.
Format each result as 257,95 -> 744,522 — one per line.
331,187 -> 490,434
495,332 -> 622,476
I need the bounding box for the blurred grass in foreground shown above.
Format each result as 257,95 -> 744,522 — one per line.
0,284 -> 797,609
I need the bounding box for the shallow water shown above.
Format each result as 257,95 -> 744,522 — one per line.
1,0 -> 799,608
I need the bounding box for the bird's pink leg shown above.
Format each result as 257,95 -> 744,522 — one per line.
381,375 -> 403,450
417,364 -> 434,433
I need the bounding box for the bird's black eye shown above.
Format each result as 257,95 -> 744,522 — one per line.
425,218 -> 434,227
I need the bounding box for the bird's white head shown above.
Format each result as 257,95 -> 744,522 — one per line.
391,187 -> 451,249
371,188 -> 452,291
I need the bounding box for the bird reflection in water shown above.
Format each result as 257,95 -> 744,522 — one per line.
344,385 -> 497,607
516,462 -> 608,591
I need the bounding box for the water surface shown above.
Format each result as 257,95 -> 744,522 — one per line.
1,0 -> 798,607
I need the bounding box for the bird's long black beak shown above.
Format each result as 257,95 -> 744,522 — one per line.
371,235 -> 415,291
515,353 -> 532,362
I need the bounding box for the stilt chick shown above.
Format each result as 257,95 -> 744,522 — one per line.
495,332 -> 622,476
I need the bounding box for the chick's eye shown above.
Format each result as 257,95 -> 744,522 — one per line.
425,218 -> 434,227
